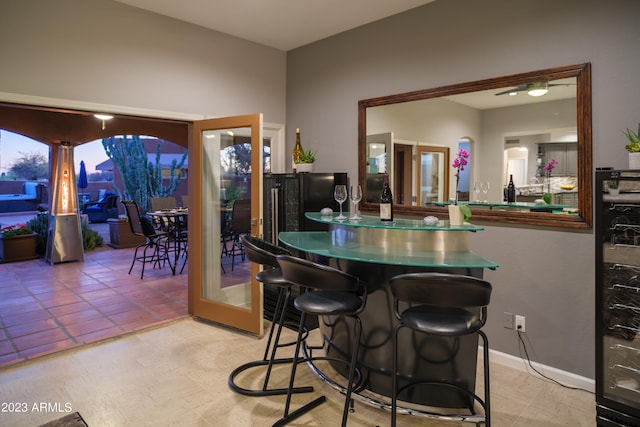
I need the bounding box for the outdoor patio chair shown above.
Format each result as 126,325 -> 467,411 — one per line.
85,192 -> 119,223
122,200 -> 169,279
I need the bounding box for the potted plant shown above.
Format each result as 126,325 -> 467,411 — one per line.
449,149 -> 472,225
624,124 -> 640,169
0,223 -> 38,263
296,148 -> 316,173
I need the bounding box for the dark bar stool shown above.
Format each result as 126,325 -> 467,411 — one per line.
228,235 -> 314,397
389,272 -> 492,427
274,255 -> 367,427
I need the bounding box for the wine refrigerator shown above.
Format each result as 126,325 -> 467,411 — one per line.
261,172 -> 348,330
596,169 -> 640,426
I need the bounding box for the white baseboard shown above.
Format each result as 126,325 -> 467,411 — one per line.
479,347 -> 595,393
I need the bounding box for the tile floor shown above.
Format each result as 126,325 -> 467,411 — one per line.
0,240 -> 190,368
0,318 -> 596,426
0,212 -> 250,369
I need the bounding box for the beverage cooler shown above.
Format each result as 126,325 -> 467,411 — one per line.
262,172 -> 348,330
262,172 -> 348,244
596,169 -> 640,426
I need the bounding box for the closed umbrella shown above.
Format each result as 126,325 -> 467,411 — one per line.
78,161 -> 88,204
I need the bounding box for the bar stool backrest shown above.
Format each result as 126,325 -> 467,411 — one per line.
241,235 -> 291,268
122,200 -> 145,236
390,272 -> 492,308
276,255 -> 361,293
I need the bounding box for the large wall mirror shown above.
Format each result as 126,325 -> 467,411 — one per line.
358,63 -> 592,228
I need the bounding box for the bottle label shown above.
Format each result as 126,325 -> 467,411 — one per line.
380,203 -> 392,220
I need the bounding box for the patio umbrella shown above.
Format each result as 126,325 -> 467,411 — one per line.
78,161 -> 88,190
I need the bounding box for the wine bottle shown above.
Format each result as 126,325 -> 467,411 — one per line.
506,174 -> 516,203
380,174 -> 394,222
292,128 -> 303,173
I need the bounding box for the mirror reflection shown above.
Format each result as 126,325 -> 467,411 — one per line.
358,63 -> 592,228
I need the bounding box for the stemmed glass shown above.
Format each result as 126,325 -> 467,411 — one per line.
334,184 -> 348,220
482,181 -> 490,202
473,182 -> 481,202
349,185 -> 362,220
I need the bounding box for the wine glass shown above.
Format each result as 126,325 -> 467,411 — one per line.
482,181 -> 490,202
334,184 -> 347,220
473,182 -> 481,202
349,185 -> 362,220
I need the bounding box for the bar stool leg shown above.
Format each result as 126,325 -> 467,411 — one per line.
273,312 -> 326,427
480,330 -> 490,427
391,323 -> 400,427
340,316 -> 362,426
228,285 -> 313,397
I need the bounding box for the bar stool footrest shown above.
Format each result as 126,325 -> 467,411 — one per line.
228,358 -> 315,397
272,396 -> 327,427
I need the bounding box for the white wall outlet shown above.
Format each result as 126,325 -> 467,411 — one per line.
515,314 -> 526,332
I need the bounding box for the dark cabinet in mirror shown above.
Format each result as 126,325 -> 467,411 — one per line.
358,63 -> 592,228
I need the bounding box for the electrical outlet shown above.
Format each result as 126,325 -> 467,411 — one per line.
515,315 -> 526,332
503,312 -> 513,329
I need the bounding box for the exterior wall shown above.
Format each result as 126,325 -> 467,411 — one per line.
286,0 -> 640,380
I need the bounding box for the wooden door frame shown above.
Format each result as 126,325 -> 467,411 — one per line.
189,114 -> 263,335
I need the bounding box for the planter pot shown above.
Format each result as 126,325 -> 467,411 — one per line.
448,204 -> 464,226
0,233 -> 38,263
296,163 -> 314,173
107,218 -> 146,249
629,152 -> 640,170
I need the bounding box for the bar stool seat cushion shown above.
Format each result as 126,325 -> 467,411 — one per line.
256,268 -> 289,287
401,306 -> 483,336
294,290 -> 363,316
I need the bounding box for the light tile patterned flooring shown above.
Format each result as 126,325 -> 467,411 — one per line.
0,318 -> 596,426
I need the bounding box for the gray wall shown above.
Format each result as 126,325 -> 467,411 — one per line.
0,0 -> 286,123
287,0 -> 640,380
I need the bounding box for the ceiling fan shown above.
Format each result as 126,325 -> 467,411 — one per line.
494,81 -> 575,97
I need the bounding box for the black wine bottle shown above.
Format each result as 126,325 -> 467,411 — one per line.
380,174 -> 394,222
506,174 -> 516,203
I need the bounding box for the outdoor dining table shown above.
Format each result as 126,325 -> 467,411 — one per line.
148,208 -> 188,275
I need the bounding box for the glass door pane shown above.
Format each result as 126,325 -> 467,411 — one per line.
417,145 -> 449,205
191,114 -> 262,335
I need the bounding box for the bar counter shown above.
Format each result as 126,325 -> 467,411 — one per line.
278,213 -> 498,416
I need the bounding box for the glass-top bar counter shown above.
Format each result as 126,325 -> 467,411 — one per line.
279,212 -> 497,269
431,200 -> 576,213
277,212 -> 498,418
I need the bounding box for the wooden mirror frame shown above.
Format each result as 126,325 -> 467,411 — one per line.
358,63 -> 592,229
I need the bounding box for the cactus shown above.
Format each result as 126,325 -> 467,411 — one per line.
102,136 -> 187,213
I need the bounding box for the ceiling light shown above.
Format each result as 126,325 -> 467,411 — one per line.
94,114 -> 114,130
94,114 -> 113,121
527,82 -> 548,97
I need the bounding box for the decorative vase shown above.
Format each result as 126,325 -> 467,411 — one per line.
296,163 -> 314,173
448,204 -> 464,226
0,233 -> 38,263
629,152 -> 640,170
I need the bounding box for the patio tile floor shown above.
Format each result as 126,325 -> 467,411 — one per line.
0,211 -> 251,369
0,239 -> 190,369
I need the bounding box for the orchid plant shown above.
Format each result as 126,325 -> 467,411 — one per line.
543,158 -> 558,204
0,223 -> 33,238
451,149 -> 472,221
